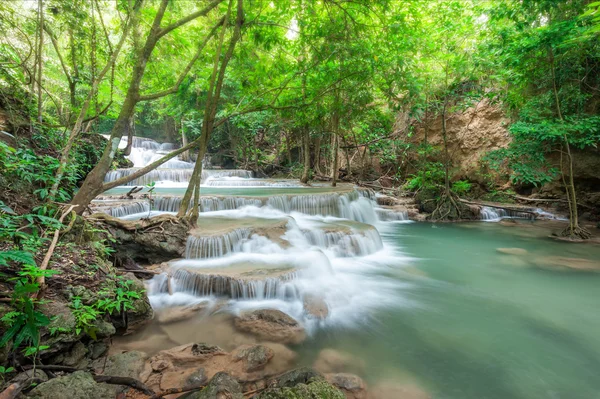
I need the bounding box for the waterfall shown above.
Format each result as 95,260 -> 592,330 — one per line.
304,228 -> 383,257
161,268 -> 299,300
480,206 -> 535,221
154,196 -> 263,213
376,208 -> 409,221
106,202 -> 150,217
185,229 -> 251,259
104,168 -> 197,186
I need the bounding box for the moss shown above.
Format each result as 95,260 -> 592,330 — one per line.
256,379 -> 345,399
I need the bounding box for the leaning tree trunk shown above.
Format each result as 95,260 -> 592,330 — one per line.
123,114 -> 135,156
37,0 -> 44,123
177,0 -> 243,221
70,0 -> 223,214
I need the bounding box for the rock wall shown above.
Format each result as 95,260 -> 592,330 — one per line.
403,99 -> 511,183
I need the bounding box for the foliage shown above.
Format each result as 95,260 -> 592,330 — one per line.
451,180 -> 472,196
0,256 -> 57,356
70,277 -> 141,339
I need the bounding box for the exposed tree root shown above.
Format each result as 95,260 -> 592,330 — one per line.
560,225 -> 592,240
431,190 -> 462,221
87,213 -> 188,232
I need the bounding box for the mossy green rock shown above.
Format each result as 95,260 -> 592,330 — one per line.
255,379 -> 345,399
180,372 -> 244,399
27,371 -> 113,399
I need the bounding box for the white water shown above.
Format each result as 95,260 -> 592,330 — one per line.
101,136 -> 415,331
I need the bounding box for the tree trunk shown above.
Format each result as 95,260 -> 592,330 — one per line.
37,0 -> 44,123
313,135 -> 322,175
70,0 -> 223,213
441,101 -> 450,194
181,117 -> 190,162
177,0 -> 243,220
123,114 -> 135,156
285,130 -> 292,165
331,116 -> 339,187
300,127 -> 310,183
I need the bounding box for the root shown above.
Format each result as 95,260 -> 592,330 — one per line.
560,225 -> 592,240
431,190 -> 462,221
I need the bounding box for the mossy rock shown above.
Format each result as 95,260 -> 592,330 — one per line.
255,379 -> 345,399
27,371 -> 113,399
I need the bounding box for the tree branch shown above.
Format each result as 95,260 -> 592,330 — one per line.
100,139 -> 200,191
157,0 -> 224,39
43,23 -> 73,87
138,17 -> 225,102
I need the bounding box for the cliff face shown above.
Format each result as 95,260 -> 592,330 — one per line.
404,99 -> 511,183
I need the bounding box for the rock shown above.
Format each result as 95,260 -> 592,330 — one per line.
40,301 -> 80,358
186,368 -> 208,386
234,309 -> 306,344
532,256 -> 600,272
325,373 -> 368,399
303,295 -> 329,320
27,371 -> 113,399
10,369 -> 48,385
92,319 -> 116,338
140,343 -> 228,392
88,342 -> 108,360
232,344 -> 274,372
313,349 -> 365,374
63,341 -> 88,367
496,248 -> 528,256
111,273 -> 154,334
180,372 -> 244,399
94,351 -> 148,379
256,373 -> 346,399
273,367 -> 323,388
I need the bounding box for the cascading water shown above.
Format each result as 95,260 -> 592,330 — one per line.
480,206 -> 536,221
185,229 -> 251,259
98,136 -> 417,329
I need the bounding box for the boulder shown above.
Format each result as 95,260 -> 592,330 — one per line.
272,367 -> 322,388
303,295 -> 329,320
234,309 -> 306,344
313,349 -> 365,374
92,319 -> 116,338
232,344 -> 274,372
325,373 -> 368,399
27,371 -> 113,399
255,368 -> 345,399
111,273 -> 154,334
10,369 -> 48,385
63,341 -> 88,367
180,372 -> 244,399
39,301 -> 80,358
93,350 -> 148,379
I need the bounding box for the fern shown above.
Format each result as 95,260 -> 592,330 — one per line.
0,250 -> 35,267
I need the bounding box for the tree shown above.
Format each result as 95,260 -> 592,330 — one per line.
70,0 -> 225,213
